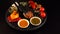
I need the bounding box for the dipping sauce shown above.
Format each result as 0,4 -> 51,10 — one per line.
18,19 -> 29,28
30,17 -> 42,26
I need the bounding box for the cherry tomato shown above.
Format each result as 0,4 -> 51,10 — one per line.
29,1 -> 36,9
31,4 -> 36,9
29,1 -> 34,4
40,12 -> 46,18
40,7 -> 45,12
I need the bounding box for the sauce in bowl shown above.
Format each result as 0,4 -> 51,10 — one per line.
30,17 -> 42,26
18,19 -> 29,28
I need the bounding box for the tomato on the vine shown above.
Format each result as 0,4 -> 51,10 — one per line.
40,12 -> 46,18
40,7 -> 45,12
29,1 -> 36,9
31,4 -> 36,9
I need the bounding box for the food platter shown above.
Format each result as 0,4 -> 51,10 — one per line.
5,0 -> 47,31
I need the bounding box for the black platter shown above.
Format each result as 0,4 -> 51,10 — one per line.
5,0 -> 47,31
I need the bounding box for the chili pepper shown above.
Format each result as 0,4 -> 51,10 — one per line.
8,16 -> 21,22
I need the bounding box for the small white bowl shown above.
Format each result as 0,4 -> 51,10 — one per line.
18,19 -> 29,28
30,17 -> 42,26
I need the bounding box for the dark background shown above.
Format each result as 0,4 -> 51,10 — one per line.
0,0 -> 60,34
